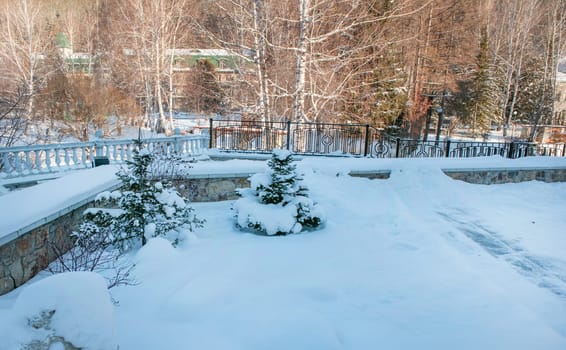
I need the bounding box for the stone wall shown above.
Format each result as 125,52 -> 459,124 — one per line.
0,175 -> 253,295
349,168 -> 566,184
0,203 -> 89,295
172,175 -> 252,202
349,170 -> 391,180
442,168 -> 566,184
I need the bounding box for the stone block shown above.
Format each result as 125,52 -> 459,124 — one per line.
236,178 -> 251,188
33,226 -> 49,249
8,260 -> 24,287
23,247 -> 49,281
206,180 -> 237,201
15,234 -> 32,255
0,276 -> 15,295
0,242 -> 16,266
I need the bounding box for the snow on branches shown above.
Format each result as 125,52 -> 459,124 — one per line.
233,149 -> 325,235
77,139 -> 204,251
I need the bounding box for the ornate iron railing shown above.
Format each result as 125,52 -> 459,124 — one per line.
211,120 -> 373,156
210,119 -> 566,159
2,120 -> 564,179
211,120 -> 288,152
0,135 -> 208,179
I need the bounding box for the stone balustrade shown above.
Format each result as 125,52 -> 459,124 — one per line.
0,135 -> 209,179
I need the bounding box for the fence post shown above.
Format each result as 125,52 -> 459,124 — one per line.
445,140 -> 451,157
508,142 -> 515,159
286,121 -> 291,151
395,138 -> 401,158
93,130 -> 104,158
363,124 -> 370,157
208,118 -> 213,149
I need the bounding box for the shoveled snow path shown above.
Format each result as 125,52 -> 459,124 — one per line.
438,208 -> 566,299
108,165 -> 566,349
384,164 -> 566,334
386,165 -> 566,296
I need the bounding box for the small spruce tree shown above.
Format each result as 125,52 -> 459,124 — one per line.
257,149 -> 307,205
79,139 -> 204,251
233,149 -> 325,235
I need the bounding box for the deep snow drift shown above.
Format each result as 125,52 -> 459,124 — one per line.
1,156 -> 566,349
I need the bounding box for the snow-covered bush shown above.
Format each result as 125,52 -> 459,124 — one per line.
3,272 -> 117,350
233,149 -> 325,235
78,139 -> 204,251
48,218 -> 136,289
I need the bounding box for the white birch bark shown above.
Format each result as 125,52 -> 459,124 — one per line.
253,0 -> 271,122
0,0 -> 47,129
492,0 -> 537,137
293,0 -> 310,122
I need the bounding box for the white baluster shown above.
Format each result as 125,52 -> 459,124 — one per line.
196,138 -> 203,154
64,148 -> 71,168
174,137 -> 181,154
188,139 -> 194,155
45,149 -> 52,171
181,139 -> 187,155
81,147 -> 87,168
72,148 -> 79,167
5,152 -> 12,174
35,150 -> 43,172
15,151 -> 23,174
2,152 -> 12,174
25,150 -> 32,173
55,148 -> 62,167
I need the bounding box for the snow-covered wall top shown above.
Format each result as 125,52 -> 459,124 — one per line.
0,166 -> 121,244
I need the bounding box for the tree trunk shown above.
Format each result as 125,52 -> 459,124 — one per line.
293,0 -> 310,123
253,0 -> 270,123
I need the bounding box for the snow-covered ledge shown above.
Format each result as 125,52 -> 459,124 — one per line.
0,166 -> 121,295
0,166 -> 121,245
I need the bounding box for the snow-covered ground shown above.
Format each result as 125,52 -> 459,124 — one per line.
1,156 -> 566,349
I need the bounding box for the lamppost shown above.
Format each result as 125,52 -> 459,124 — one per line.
421,90 -> 450,143
435,90 -> 451,145
422,95 -> 434,142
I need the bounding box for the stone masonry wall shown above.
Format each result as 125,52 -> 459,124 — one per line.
349,170 -> 391,180
0,203 -> 90,295
442,168 -> 566,184
0,176 -> 252,295
173,176 -> 251,202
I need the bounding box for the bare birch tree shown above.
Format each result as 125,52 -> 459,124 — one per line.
489,0 -> 538,137
195,0 -> 273,121
0,0 -> 51,131
527,0 -> 566,140
111,0 -> 191,133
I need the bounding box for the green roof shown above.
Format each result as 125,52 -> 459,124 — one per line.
56,32 -> 71,49
175,55 -> 242,70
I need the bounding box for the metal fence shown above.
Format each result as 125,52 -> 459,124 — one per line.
2,121 -> 564,179
210,119 -> 566,159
